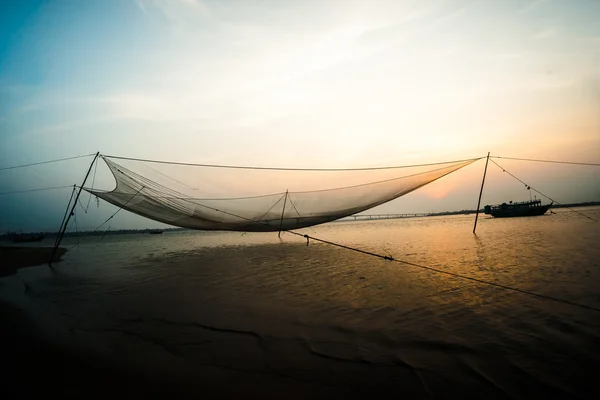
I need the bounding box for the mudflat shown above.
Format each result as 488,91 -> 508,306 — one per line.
0,246 -> 66,276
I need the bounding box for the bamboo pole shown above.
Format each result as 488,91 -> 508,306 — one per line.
278,190 -> 289,238
473,152 -> 490,234
49,152 -> 100,265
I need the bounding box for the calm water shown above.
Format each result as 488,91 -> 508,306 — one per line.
2,208 -> 600,398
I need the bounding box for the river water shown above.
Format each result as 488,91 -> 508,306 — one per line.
2,208 -> 599,398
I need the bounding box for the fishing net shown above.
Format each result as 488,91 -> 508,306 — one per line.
86,155 -> 478,232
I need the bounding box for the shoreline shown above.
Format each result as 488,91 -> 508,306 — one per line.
0,246 -> 67,277
2,202 -> 598,239
0,297 -> 352,399
0,299 -> 200,398
1,213 -> 598,399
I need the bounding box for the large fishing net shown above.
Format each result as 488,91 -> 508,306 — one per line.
85,155 -> 478,232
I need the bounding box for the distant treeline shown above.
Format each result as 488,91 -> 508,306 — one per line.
426,201 -> 600,217
0,228 -> 188,240
2,201 -> 599,238
549,201 -> 600,208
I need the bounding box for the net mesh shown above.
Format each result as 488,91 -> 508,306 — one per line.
86,156 -> 478,232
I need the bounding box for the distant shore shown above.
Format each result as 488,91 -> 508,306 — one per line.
1,201 -> 598,239
0,246 -> 66,277
425,200 -> 600,217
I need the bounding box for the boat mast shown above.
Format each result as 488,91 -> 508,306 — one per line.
49,152 -> 100,266
473,152 -> 490,234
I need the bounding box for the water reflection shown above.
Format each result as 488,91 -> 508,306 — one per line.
2,208 -> 600,398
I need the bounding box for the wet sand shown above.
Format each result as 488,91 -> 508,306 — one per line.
0,298 -> 352,399
0,245 -> 344,398
2,212 -> 599,399
0,300 -> 195,398
0,246 -> 66,276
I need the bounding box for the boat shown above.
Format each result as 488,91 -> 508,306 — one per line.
484,199 -> 553,218
11,233 -> 45,243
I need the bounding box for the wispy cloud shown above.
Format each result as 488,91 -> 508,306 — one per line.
3,0 -> 600,161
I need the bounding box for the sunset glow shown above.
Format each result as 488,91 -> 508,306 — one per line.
1,0 -> 599,231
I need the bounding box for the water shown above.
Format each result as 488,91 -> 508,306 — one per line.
2,208 -> 600,398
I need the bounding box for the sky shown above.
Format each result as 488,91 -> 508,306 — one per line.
0,0 -> 599,232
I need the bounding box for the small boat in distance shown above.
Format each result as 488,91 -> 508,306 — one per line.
12,233 -> 45,243
484,199 -> 553,218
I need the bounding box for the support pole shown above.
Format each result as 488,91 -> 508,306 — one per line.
278,190 -> 289,239
53,185 -> 77,249
49,152 -> 100,265
473,152 -> 490,234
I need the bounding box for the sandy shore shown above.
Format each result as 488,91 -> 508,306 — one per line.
0,245 -> 348,398
0,300 -> 203,399
0,246 -> 66,276
0,298 -> 352,399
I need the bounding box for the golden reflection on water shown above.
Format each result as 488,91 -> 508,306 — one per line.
2,208 -> 600,397
37,207 -> 597,328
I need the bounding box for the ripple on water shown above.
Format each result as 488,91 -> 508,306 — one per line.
2,208 -> 600,398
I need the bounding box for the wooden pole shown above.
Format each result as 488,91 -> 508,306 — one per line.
473,152 -> 490,234
49,152 -> 100,265
278,190 -> 288,239
53,185 -> 77,249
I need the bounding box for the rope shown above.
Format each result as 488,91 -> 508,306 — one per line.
94,157 -> 477,199
73,209 -> 79,237
285,231 -> 600,313
54,186 -> 77,248
278,190 -> 289,238
102,154 -> 484,171
85,153 -> 600,312
288,195 -> 317,234
254,194 -> 285,223
78,196 -> 88,213
86,165 -> 600,314
288,231 -> 393,260
489,159 -> 598,222
491,156 -> 600,167
69,186 -> 145,249
84,156 -> 99,212
0,185 -> 74,195
101,226 -> 111,241
145,163 -> 197,190
133,185 -> 600,313
0,153 -> 96,171
90,186 -> 145,232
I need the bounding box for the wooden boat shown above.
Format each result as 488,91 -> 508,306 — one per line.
484,199 -> 552,218
12,233 -> 45,243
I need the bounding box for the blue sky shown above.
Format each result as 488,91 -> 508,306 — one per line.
1,0 -> 599,232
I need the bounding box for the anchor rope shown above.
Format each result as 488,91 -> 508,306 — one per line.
285,231 -> 600,313
491,156 -> 600,167
0,153 -> 96,171
489,159 -> 598,222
